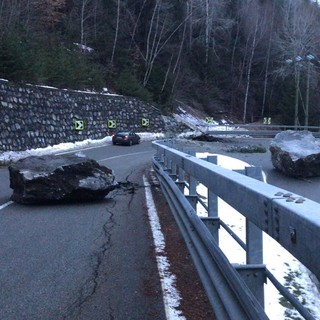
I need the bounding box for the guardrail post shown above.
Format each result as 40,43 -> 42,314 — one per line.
164,154 -> 170,171
203,155 -> 220,243
189,176 -> 197,195
169,162 -> 177,180
245,167 -> 264,265
207,156 -> 218,217
165,159 -> 172,173
186,151 -> 197,195
186,151 -> 198,210
178,165 -> 184,181
233,166 -> 265,308
170,162 -> 176,175
176,166 -> 185,193
159,152 -> 164,165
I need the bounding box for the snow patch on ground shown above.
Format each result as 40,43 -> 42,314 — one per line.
0,133 -> 165,165
174,107 -> 249,138
174,107 -> 219,133
195,152 -> 320,320
143,175 -> 186,320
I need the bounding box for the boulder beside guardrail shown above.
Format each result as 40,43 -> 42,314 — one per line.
152,140 -> 320,320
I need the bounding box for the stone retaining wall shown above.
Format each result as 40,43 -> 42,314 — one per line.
0,80 -> 166,151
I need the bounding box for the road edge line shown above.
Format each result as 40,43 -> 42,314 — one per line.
0,201 -> 14,210
143,175 -> 186,320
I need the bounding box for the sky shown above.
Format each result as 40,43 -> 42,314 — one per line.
0,110 -> 319,319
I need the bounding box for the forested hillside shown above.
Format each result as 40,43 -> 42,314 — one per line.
1,0 -> 320,124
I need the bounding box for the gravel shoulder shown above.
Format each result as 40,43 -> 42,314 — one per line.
148,169 -> 216,320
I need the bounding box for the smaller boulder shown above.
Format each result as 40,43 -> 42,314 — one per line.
191,134 -> 225,142
9,153 -> 116,204
269,130 -> 320,177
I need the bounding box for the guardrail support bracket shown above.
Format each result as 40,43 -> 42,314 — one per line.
175,181 -> 185,193
201,217 -> 220,244
233,264 -> 266,309
169,174 -> 178,180
186,195 -> 198,210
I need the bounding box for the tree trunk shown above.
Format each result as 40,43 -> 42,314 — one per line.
261,0 -> 276,118
205,0 -> 209,65
80,0 -> 86,44
243,20 -> 258,123
110,0 -> 120,66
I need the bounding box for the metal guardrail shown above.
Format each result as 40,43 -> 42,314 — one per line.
206,124 -> 320,138
152,140 -> 320,320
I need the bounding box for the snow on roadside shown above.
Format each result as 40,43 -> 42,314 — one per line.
0,137 -> 111,164
0,132 -> 165,165
174,107 -> 250,138
173,106 -> 219,133
143,175 -> 186,320
195,152 -> 320,320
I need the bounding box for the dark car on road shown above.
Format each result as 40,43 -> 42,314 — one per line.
112,131 -> 141,146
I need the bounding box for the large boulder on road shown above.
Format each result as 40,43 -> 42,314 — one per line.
269,130 -> 320,177
9,153 -> 116,204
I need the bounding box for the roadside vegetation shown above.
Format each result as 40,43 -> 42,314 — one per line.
1,0 -> 320,124
226,145 -> 267,153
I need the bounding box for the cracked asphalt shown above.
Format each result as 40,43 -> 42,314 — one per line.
2,137 -> 317,320
0,141 -> 166,320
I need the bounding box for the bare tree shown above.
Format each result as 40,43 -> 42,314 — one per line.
127,0 -> 148,50
141,1 -> 188,87
276,0 -> 320,126
80,0 -> 89,44
0,0 -> 32,35
240,0 -> 267,123
243,19 -> 258,123
261,0 -> 277,118
110,0 -> 121,66
77,0 -> 101,44
205,0 -> 210,65
186,0 -> 193,51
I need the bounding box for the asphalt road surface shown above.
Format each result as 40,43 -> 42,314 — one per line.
1,137 -> 319,320
0,141 -> 166,320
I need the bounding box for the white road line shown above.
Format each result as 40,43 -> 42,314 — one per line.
98,150 -> 153,162
143,175 -> 186,320
0,201 -> 14,211
55,144 -> 110,155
